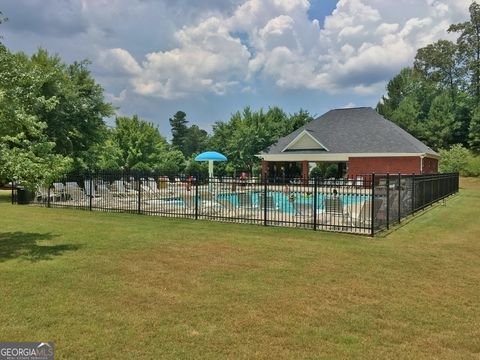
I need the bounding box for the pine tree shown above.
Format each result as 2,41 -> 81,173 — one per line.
469,107 -> 480,152
169,111 -> 188,153
424,92 -> 459,150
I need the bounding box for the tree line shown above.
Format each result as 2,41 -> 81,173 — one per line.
377,2 -> 480,175
94,107 -> 312,177
3,4 -> 480,189
0,17 -> 312,187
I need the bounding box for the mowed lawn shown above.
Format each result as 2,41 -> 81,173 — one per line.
0,180 -> 479,360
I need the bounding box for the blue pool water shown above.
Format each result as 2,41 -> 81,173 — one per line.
217,191 -> 366,214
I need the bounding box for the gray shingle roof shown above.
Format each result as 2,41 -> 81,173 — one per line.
260,107 -> 438,156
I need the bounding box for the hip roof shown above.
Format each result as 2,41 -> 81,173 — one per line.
260,107 -> 438,157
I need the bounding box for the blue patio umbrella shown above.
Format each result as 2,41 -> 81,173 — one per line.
195,151 -> 227,178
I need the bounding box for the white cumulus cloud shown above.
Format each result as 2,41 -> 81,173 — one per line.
98,0 -> 471,99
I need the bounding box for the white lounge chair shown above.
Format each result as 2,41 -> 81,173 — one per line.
179,191 -> 222,215
111,180 -> 130,197
347,198 -> 384,228
316,196 -> 349,228
293,201 -> 314,217
238,192 -> 254,208
97,183 -> 112,199
259,193 -> 278,210
140,184 -> 156,199
35,186 -> 57,203
53,182 -> 65,200
324,197 -> 344,214
65,182 -> 86,202
147,178 -> 160,192
84,180 -> 98,198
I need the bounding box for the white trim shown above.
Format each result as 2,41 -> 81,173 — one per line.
281,130 -> 329,152
424,153 -> 440,160
257,152 -> 439,162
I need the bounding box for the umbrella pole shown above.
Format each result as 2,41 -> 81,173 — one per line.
208,161 -> 214,178
208,161 -> 214,192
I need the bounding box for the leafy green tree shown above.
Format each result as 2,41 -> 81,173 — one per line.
377,67 -> 437,122
158,149 -> 186,174
209,107 -> 312,175
449,1 -> 480,106
98,115 -> 168,170
184,156 -> 208,177
284,109 -> 313,134
0,45 -> 71,189
209,121 -> 231,154
93,137 -> 124,170
379,4 -> 480,151
26,49 -> 113,169
414,40 -> 460,101
183,124 -> 209,158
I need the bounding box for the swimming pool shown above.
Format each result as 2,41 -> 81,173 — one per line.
217,191 -> 367,214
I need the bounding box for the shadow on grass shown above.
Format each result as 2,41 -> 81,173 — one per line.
0,232 -> 81,262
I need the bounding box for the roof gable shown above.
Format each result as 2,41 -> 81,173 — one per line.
282,130 -> 328,152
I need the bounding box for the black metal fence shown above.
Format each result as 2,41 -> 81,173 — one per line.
12,171 -> 459,236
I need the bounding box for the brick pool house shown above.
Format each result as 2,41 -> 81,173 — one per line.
258,107 -> 439,181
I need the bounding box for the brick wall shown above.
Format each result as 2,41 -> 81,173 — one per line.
347,156 -> 421,178
422,157 -> 438,174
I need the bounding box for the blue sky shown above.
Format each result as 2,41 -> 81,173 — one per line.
0,0 -> 471,139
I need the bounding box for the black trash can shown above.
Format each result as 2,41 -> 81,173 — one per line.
17,188 -> 33,204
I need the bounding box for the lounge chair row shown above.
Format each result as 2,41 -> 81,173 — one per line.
35,179 -> 171,203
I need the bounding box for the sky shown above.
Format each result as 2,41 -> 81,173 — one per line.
0,0 -> 473,138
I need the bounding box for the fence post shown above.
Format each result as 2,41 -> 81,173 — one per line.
398,173 -> 401,223
263,178 -> 268,226
386,173 -> 390,230
11,181 -> 14,205
137,173 -> 141,215
412,173 -> 415,215
430,175 -> 435,206
89,173 -> 93,211
313,177 -> 317,231
371,173 -> 375,236
422,176 -> 426,210
47,185 -> 51,208
194,176 -> 199,220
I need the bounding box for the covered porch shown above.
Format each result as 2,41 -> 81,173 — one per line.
260,154 -> 348,183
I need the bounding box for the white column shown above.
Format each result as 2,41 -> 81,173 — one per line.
208,160 -> 214,178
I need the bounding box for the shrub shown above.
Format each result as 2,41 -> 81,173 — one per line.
464,155 -> 480,177
439,144 -> 480,177
309,166 -> 324,178
324,164 -> 338,178
310,163 -> 338,178
439,144 -> 472,174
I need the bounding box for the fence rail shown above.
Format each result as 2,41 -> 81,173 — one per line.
12,171 -> 459,236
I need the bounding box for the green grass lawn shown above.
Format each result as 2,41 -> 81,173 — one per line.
0,180 -> 479,359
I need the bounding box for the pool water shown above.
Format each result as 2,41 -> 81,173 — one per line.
217,191 -> 367,214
